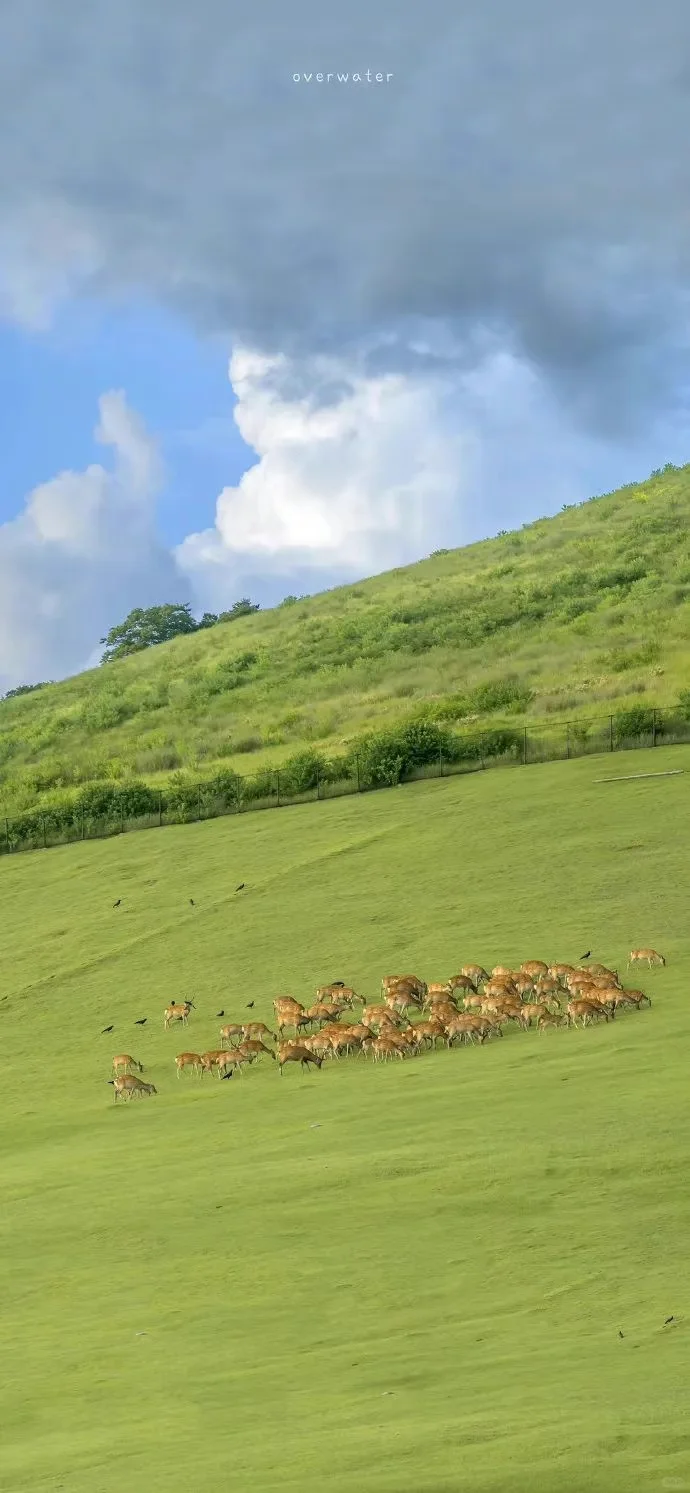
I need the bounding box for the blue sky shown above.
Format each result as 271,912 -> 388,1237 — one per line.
0,300 -> 253,547
0,1 -> 689,692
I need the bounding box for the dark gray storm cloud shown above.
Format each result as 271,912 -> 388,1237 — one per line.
2,1 -> 690,435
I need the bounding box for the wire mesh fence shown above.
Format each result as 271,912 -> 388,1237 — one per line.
1,705 -> 689,859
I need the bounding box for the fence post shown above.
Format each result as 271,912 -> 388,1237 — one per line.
316,763 -> 320,800
276,770 -> 281,807
121,798 -> 125,834
42,815 -> 47,850
4,817 -> 9,854
609,715 -> 614,751
565,724 -> 570,760
81,806 -> 85,840
158,791 -> 162,827
439,745 -> 444,778
523,728 -> 528,765
355,754 -> 360,792
652,708 -> 657,746
197,784 -> 202,820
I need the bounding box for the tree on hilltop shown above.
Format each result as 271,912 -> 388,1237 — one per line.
99,598 -> 261,663
99,603 -> 199,662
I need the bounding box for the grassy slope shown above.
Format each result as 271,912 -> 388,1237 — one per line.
1,743 -> 689,1492
3,461 -> 690,814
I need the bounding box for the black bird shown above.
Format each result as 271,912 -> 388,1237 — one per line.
664,1316 -> 675,1325
134,1019 -> 147,1027
246,1001 -> 254,1009
580,951 -> 592,959
332,981 -> 345,987
190,899 -> 195,906
618,1331 -> 624,1339
220,1069 -> 234,1081
215,1010 -> 225,1018
102,1025 -> 114,1034
235,883 -> 245,891
113,899 -> 121,908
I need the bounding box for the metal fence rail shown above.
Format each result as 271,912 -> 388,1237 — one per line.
1,705 -> 689,859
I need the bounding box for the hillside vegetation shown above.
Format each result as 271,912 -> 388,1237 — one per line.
1,747 -> 688,1492
2,460 -> 690,814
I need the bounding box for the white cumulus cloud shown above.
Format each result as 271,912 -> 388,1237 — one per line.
0,390 -> 185,693
175,337 -> 653,609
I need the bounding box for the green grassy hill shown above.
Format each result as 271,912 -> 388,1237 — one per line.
3,459 -> 690,814
0,745 -> 688,1492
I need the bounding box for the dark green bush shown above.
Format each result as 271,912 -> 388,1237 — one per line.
612,706 -> 657,744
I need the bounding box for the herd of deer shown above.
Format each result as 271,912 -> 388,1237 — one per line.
107,947 -> 663,1101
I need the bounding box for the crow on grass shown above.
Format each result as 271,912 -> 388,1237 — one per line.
134,1019 -> 147,1027
246,1001 -> 254,1009
235,884 -> 245,892
113,900 -> 121,908
102,1025 -> 114,1034
580,951 -> 591,959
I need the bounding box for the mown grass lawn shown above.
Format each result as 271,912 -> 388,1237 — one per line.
1,745 -> 689,1492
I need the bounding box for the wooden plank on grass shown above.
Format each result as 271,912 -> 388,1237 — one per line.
594,770 -> 684,784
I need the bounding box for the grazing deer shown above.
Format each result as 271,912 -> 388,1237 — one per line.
236,1039 -> 276,1062
219,1024 -> 245,1047
109,1075 -> 157,1101
566,999 -> 609,1028
112,1055 -> 144,1075
277,1042 -> 323,1074
627,949 -> 665,969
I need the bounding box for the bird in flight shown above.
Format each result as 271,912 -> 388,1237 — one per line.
246,1001 -> 254,1009
235,883 -> 245,892
102,1025 -> 114,1034
580,950 -> 591,959
134,1018 -> 147,1027
113,899 -> 121,908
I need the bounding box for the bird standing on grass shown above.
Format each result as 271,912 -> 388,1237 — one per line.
102,1025 -> 114,1034
189,899 -> 195,906
246,1001 -> 254,1009
215,1010 -> 225,1018
235,884 -> 245,892
134,1019 -> 147,1027
580,951 -> 591,959
113,900 -> 121,908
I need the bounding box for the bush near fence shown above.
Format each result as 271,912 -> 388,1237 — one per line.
1,705 -> 689,857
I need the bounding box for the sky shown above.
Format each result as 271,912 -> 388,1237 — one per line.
2,1 -> 690,690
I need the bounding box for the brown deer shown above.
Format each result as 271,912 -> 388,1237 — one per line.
627,949 -> 665,969
164,1001 -> 192,1029
277,1042 -> 323,1074
109,1075 -> 157,1101
175,1052 -> 203,1077
273,998 -> 305,1037
112,1055 -> 144,1075
236,1039 -> 276,1062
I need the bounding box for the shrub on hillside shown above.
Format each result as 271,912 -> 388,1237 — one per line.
612,706 -> 657,744
346,720 -> 458,787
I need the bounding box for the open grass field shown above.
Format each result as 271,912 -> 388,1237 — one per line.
4,459 -> 690,816
1,743 -> 689,1492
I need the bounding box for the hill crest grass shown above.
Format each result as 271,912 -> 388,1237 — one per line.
2,460 -> 690,813
0,743 -> 689,1491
